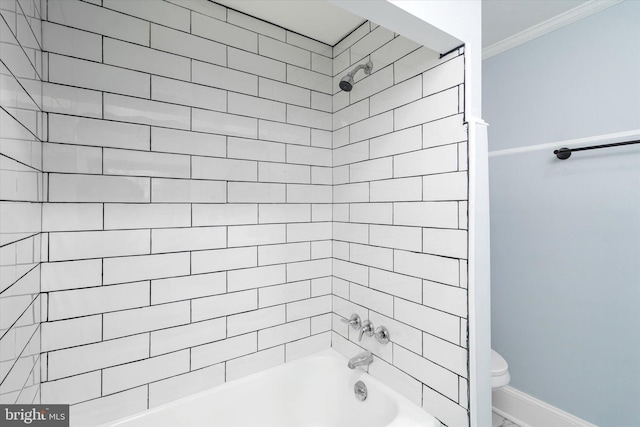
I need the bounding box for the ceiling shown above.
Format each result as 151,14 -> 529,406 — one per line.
216,0 -> 590,51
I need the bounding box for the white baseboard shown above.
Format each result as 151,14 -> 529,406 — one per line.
492,386 -> 598,427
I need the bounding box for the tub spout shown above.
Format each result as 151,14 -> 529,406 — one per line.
348,351 -> 373,369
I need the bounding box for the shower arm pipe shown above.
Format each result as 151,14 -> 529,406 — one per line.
345,62 -> 372,79
553,139 -> 640,159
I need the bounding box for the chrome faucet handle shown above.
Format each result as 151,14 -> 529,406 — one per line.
374,326 -> 390,344
358,320 -> 374,341
340,313 -> 361,330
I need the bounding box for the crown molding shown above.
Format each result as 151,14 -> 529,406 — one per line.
482,0 -> 623,60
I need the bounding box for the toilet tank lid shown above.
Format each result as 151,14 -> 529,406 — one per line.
491,349 -> 509,376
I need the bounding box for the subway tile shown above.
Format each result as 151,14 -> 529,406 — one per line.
370,310 -> 423,355
104,93 -> 191,130
394,88 -> 458,131
49,229 -> 149,261
229,48 -> 286,81
333,22 -> 369,58
333,99 -> 369,130
103,301 -> 190,340
287,65 -> 332,94
394,250 -> 459,286
370,35 -> 421,73
257,242 -> 310,266
42,22 -> 101,62
423,280 -> 467,318
258,319 -> 309,350
370,267 -> 422,303
103,252 -> 190,285
333,222 -> 368,245
312,129 -> 332,149
260,35 -> 310,68
103,0 -> 190,32
259,204 -> 310,224
333,140 -> 369,167
394,345 -> 458,401
333,182 -> 369,203
192,204 -> 258,226
423,55 -> 464,97
423,172 -> 468,201
104,38 -> 189,81
393,46 -> 440,84
152,226 -> 226,253
370,177 -> 422,202
349,65 -> 394,104
192,60 -> 258,96
333,166 -> 350,186
226,345 -> 284,382
47,334 -> 149,380
287,222 -> 331,242
192,109 -> 258,139
287,105 -> 332,131
258,78 -> 310,108
228,137 -> 285,162
151,24 -> 226,66
311,52 -> 332,76
151,272 -> 226,305
422,384 -> 469,427
43,143 -> 101,174
70,386 -> 147,427
350,203 -> 392,225
48,280 -> 150,321
333,259 -> 368,286
423,228 -> 467,259
311,277 -> 332,296
311,313 -> 332,334
370,75 -> 421,116
423,332 -> 467,377
150,318 -> 226,357
394,144 -> 458,178
228,9 -> 285,41
350,283 -> 393,317
228,305 -> 285,337
287,184 -> 332,203
103,148 -> 190,178
191,332 -> 257,370
311,91 -> 332,112
49,54 -> 150,99
166,0 -> 225,20
350,157 -> 393,183
43,83 -> 101,118
311,240 -> 331,259
229,92 -> 286,122
151,76 -> 226,112
47,0 -> 149,45
42,203 -> 102,232
350,111 -> 393,143
394,202 -> 459,228
41,259 -> 101,292
151,178 -> 226,203
368,358 -> 422,407
459,202 -> 468,230
286,31 -> 332,58
258,280 -> 311,308
394,297 -> 460,345
228,265 -> 287,292
149,363 -> 225,408
41,371 -> 101,405
286,332 -> 331,362
192,156 -> 257,181
49,114 -> 150,151
191,247 -> 257,274
287,258 -> 331,282
191,290 -> 257,322
41,315 -> 102,352
259,120 -> 310,146
102,350 -> 189,395
370,124 -> 422,159
104,203 -> 190,230
228,182 -> 285,203
287,145 -> 332,167
287,295 -> 331,321
191,12 -> 257,53
423,114 -> 467,148
350,243 -> 393,270
351,26 -> 394,65
228,224 -> 286,247
311,166 -> 332,185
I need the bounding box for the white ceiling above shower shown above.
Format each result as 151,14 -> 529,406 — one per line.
214,0 -> 366,46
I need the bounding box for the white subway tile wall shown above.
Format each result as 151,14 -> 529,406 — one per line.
330,21 -> 469,425
37,1 -> 333,424
0,0 -> 44,405
0,2 -> 469,426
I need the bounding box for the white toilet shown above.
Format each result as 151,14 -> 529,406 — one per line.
491,349 -> 510,390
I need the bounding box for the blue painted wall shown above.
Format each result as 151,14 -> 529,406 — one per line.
484,2 -> 640,426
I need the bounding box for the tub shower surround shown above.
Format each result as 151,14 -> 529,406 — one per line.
0,0 -> 45,406
0,0 -> 469,426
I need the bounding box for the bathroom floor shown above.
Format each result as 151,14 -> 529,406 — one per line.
492,412 -> 521,427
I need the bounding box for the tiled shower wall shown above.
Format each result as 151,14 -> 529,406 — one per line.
0,0 -> 44,405
329,24 -> 470,427
39,0 -> 333,424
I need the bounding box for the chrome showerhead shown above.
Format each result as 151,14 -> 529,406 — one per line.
339,61 -> 373,92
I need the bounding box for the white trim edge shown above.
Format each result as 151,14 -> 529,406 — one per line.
493,386 -> 599,427
488,129 -> 640,158
482,0 -> 622,60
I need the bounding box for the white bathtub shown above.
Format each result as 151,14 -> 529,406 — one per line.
100,349 -> 441,427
